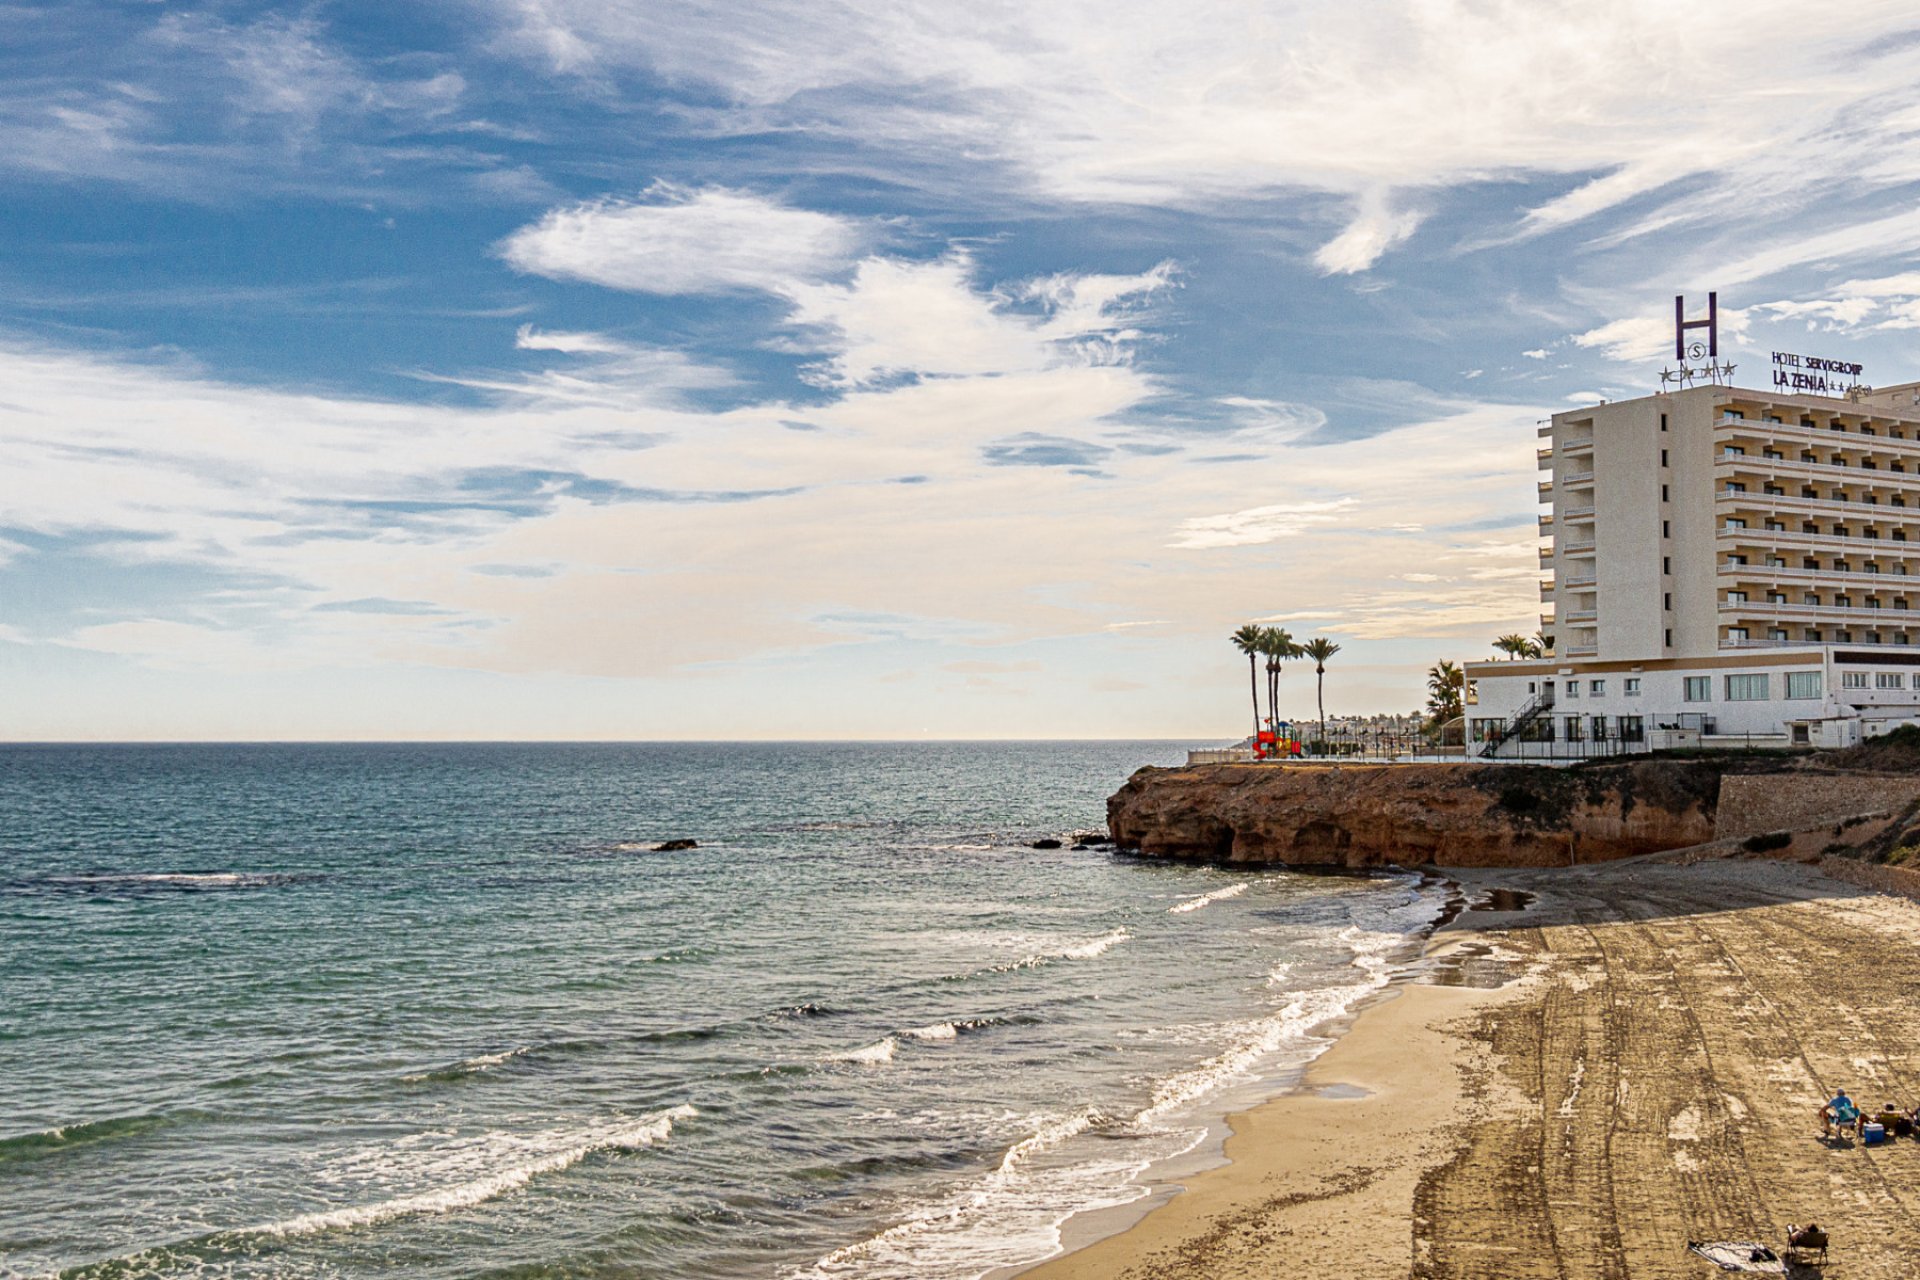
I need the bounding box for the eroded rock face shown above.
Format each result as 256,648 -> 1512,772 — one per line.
1106,762 -> 1726,868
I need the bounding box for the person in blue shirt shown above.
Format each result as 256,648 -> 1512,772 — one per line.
1821,1089 -> 1858,1138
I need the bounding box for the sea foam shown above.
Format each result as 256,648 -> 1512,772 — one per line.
247,1106 -> 695,1240
1168,882 -> 1248,913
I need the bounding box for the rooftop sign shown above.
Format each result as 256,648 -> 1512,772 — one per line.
1771,350 -> 1865,396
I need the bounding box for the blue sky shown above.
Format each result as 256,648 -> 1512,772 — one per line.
9,1 -> 1920,740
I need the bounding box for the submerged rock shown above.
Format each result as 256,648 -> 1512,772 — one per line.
652,839 -> 699,852
1030,838 -> 1063,850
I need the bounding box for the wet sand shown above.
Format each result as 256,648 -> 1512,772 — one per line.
1021,859 -> 1920,1279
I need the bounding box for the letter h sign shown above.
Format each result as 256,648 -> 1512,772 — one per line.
1675,292 -> 1717,360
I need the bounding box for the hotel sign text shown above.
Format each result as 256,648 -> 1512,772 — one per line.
1772,350 -> 1864,395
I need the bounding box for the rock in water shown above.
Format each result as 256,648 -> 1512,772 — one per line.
653,839 -> 699,852
1030,838 -> 1063,850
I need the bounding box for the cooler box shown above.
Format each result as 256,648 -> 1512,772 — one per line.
1863,1122 -> 1887,1145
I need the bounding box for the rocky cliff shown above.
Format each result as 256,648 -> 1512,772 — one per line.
1106,761 -> 1733,868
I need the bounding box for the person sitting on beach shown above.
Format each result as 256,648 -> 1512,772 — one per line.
1821,1089 -> 1859,1138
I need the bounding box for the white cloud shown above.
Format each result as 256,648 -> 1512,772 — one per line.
497,185 -> 865,294
514,325 -> 632,354
494,1 -> 1920,272
1313,192 -> 1423,275
784,254 -> 1173,388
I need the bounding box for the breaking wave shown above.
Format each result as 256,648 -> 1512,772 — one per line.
1169,882 -> 1248,914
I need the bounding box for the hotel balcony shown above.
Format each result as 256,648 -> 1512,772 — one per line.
1560,469 -> 1595,490
1717,527 -> 1915,557
1714,486 -> 1919,530
1539,545 -> 1554,566
1563,608 -> 1598,625
1560,505 -> 1596,525
1539,580 -> 1554,601
1539,514 -> 1554,534
1720,564 -> 1919,593
1538,480 -> 1554,501
1718,455 -> 1919,498
1561,538 -> 1596,555
1537,446 -> 1554,469
1561,572 -> 1597,589
1716,409 -> 1920,457
1558,436 -> 1594,459
1539,612 -> 1556,631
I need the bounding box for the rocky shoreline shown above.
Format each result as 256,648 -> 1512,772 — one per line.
1106,742 -> 1920,869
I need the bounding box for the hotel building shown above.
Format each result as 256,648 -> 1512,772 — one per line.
1467,377 -> 1920,756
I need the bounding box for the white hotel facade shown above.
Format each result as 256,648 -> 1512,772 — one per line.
1466,377 -> 1920,757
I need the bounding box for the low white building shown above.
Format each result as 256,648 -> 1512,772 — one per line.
1467,374 -> 1920,756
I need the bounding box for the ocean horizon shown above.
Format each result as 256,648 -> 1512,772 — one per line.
1,741 -> 1441,1280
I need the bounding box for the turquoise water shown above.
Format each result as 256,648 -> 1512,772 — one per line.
0,743 -> 1441,1280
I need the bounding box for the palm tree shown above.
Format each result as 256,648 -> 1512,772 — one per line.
1426,659 -> 1465,731
1532,631 -> 1553,658
1259,626 -> 1299,741
1493,633 -> 1533,660
1300,637 -> 1341,749
1230,623 -> 1265,746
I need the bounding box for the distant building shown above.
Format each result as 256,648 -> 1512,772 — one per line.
1468,377 -> 1920,756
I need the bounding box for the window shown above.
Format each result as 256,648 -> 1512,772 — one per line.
1769,628 -> 1789,643
1725,674 -> 1769,701
1728,627 -> 1749,642
1589,679 -> 1605,695
1591,716 -> 1608,740
1765,520 -> 1785,532
1837,594 -> 1852,608
1723,445 -> 1746,457
1787,671 -> 1823,700
1727,590 -> 1747,604
1661,413 -> 1669,432
1728,554 -> 1748,566
1805,629 -> 1822,642
1878,672 -> 1906,690
1724,518 -> 1745,531
1665,519 -> 1674,536
1684,676 -> 1711,701
1724,482 -> 1747,494
1844,671 -> 1869,690
1624,678 -> 1641,696
1620,715 -> 1645,743
1564,681 -> 1580,699
1803,594 -> 1819,606
1662,484 -> 1670,501
1663,592 -> 1673,610
1768,592 -> 1787,604
1663,556 -> 1672,575
1564,716 -> 1584,741
1665,628 -> 1673,646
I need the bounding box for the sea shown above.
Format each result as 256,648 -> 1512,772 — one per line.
0,742 -> 1446,1280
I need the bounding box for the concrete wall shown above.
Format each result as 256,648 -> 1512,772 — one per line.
1713,772 -> 1920,841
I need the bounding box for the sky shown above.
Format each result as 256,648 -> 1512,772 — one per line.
10,3 -> 1920,741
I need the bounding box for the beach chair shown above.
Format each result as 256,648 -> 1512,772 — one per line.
1785,1223 -> 1829,1266
1823,1103 -> 1860,1140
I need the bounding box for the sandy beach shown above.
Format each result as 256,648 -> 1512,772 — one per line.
1022,859 -> 1920,1279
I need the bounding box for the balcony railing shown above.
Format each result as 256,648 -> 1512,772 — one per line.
1561,470 -> 1595,487
1719,564 -> 1917,590
1538,481 -> 1554,500
1561,506 -> 1596,522
1722,599 -> 1920,621
1718,413 -> 1920,451
1718,528 -> 1913,554
1561,539 -> 1596,555
1563,610 -> 1598,624
1714,487 -> 1917,522
1561,574 -> 1597,588
1537,446 -> 1554,466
